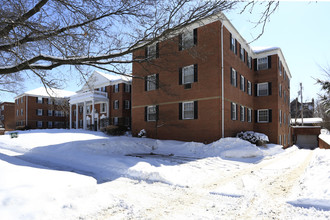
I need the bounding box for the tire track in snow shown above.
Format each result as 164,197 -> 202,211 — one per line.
238,150 -> 314,219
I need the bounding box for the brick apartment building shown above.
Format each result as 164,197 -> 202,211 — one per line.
0,102 -> 15,130
69,70 -> 131,130
14,87 -> 76,129
132,13 -> 291,147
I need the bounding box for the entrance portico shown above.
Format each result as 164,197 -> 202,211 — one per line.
69,90 -> 109,130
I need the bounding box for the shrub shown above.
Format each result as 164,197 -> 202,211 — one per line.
236,131 -> 269,146
103,125 -> 127,136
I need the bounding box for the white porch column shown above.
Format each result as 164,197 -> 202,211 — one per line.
92,99 -> 95,130
76,103 -> 79,129
69,104 -> 72,129
83,101 -> 87,129
106,101 -> 109,118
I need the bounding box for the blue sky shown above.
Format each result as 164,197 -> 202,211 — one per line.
2,1 -> 330,103
226,1 -> 330,103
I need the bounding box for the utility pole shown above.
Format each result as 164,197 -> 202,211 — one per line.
300,83 -> 304,126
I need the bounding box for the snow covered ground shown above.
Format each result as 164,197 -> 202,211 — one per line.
0,129 -> 330,219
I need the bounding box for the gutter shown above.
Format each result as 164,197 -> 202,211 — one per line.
221,22 -> 224,138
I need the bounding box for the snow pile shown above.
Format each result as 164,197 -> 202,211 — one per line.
288,149 -> 330,211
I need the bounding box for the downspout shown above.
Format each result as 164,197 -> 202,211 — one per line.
26,96 -> 28,127
221,22 -> 225,138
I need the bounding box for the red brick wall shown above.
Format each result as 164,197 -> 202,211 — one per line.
132,20 -> 290,145
319,137 -> 330,149
0,102 -> 15,130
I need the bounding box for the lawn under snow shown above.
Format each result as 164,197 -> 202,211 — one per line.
0,129 -> 330,219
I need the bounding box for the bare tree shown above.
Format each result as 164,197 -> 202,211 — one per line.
0,0 -> 279,92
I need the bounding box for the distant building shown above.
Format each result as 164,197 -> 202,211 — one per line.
14,87 -> 76,129
290,98 -> 314,119
0,102 -> 15,130
132,12 -> 291,147
69,71 -> 132,131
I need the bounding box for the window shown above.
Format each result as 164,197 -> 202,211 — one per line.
37,121 -> 43,128
21,108 -> 23,115
284,114 -> 286,125
48,121 -> 52,128
101,103 -> 106,113
21,97 -> 23,103
247,108 -> 252,122
247,55 -> 252,69
257,82 -> 270,96
240,47 -> 245,62
37,109 -> 43,116
279,84 -> 282,97
231,102 -> 237,120
146,105 -> 157,121
114,84 -> 119,93
179,29 -> 197,50
37,97 -> 43,104
79,120 -> 83,128
257,109 -> 271,123
87,105 -> 91,114
55,111 -> 64,117
48,110 -> 53,116
230,68 -> 237,87
279,110 -> 282,125
230,34 -> 236,53
145,74 -> 158,91
124,100 -> 130,110
114,100 -> 119,109
182,101 -> 194,120
124,83 -> 131,93
146,43 -> 159,59
48,98 -> 53,105
279,135 -> 282,145
257,57 -> 268,70
16,109 -> 19,116
113,117 -> 119,125
16,99 -> 19,105
240,75 -> 245,91
100,86 -> 106,92
247,81 -> 252,95
279,60 -> 282,75
240,106 -> 245,121
182,65 -> 194,84
79,106 -> 83,113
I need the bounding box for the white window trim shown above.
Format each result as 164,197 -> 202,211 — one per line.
147,74 -> 157,91
182,65 -> 194,85
257,109 -> 269,123
257,57 -> 268,70
182,101 -> 194,120
240,75 -> 245,91
37,97 -> 43,104
279,110 -> 282,125
182,30 -> 194,50
231,102 -> 237,120
247,81 -> 252,95
113,117 -> 119,125
37,121 -> 43,128
37,109 -> 43,116
114,100 -> 119,110
147,43 -> 157,59
100,103 -> 106,113
247,108 -> 252,122
125,84 -> 130,93
240,106 -> 245,121
147,105 -> 157,122
114,84 -> 119,93
231,37 -> 236,52
257,82 -> 269,96
231,68 -> 237,87
124,100 -> 130,110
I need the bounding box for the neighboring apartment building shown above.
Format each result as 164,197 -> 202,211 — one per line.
14,87 -> 76,129
0,102 -> 15,130
290,98 -> 314,119
69,71 -> 131,131
132,13 -> 291,147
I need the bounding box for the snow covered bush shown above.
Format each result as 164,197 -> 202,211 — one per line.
138,129 -> 147,138
103,125 -> 127,136
236,131 -> 269,146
